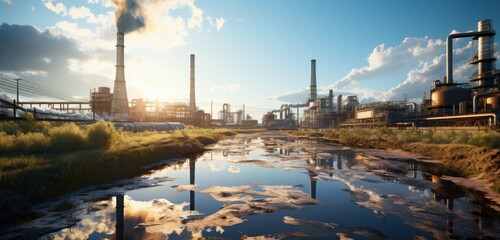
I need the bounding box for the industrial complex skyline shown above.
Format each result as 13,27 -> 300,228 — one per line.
0,0 -> 499,119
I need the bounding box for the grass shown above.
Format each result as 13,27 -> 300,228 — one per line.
290,128 -> 500,149
335,128 -> 500,149
0,120 -> 236,216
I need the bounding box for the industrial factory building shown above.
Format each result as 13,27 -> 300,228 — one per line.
85,20 -> 500,130
263,19 -> 500,130
90,33 -> 211,126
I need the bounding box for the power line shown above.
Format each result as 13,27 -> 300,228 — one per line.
0,74 -> 79,101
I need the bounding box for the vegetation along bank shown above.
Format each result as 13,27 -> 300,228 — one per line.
290,128 -> 500,193
0,119 -> 235,223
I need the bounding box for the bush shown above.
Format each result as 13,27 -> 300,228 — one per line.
86,121 -> 118,149
14,132 -> 50,153
49,123 -> 86,152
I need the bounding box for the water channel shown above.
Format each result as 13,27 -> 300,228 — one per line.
4,133 -> 500,239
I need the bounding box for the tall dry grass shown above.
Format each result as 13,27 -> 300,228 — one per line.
0,121 -> 235,213
337,128 -> 500,149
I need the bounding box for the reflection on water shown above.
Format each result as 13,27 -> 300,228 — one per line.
9,135 -> 499,239
115,194 -> 124,240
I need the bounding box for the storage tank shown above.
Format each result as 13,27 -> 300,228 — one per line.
430,86 -> 471,108
344,96 -> 359,111
98,87 -> 110,94
486,93 -> 500,112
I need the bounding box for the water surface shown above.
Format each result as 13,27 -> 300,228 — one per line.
8,134 -> 500,239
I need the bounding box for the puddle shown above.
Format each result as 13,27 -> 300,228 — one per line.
2,135 -> 499,239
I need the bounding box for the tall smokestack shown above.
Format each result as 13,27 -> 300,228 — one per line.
111,32 -> 129,120
337,95 -> 342,115
190,54 -> 196,115
329,89 -> 334,111
309,59 -> 317,101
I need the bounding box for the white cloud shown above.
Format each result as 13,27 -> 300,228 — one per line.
87,0 -> 113,7
31,6 -> 35,11
42,0 -> 67,16
216,17 -> 225,31
271,35 -> 481,104
329,37 -> 444,91
69,6 -> 98,23
185,1 -> 203,30
1,0 -> 12,6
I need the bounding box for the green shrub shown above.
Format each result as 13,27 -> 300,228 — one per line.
86,121 -> 118,149
49,123 -> 86,152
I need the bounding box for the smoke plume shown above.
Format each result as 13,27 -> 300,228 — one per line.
112,0 -> 146,33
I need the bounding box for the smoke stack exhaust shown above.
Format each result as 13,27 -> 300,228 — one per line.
111,32 -> 129,120
190,54 -> 196,115
309,59 -> 317,101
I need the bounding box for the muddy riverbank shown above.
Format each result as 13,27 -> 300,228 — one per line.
288,130 -> 500,194
0,128 -> 236,229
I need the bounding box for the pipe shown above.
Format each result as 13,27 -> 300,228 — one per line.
409,113 -> 498,128
446,31 -> 495,84
473,92 -> 490,113
405,102 -> 417,114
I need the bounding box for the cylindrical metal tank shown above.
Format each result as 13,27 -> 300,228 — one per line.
430,86 -> 471,107
344,96 -> 359,111
486,93 -> 500,112
98,87 -> 110,94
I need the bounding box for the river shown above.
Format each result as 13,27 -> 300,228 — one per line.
3,132 -> 499,239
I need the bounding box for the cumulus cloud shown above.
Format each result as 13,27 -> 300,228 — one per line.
42,0 -> 67,16
0,23 -> 84,72
0,23 -> 111,100
384,41 -> 475,101
329,37 -> 444,90
216,17 -> 225,31
271,35 -> 486,104
69,6 -> 98,23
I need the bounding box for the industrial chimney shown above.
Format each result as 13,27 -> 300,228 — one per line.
189,54 -> 196,115
337,95 -> 342,115
309,59 -> 317,102
111,32 -> 129,120
329,89 -> 334,111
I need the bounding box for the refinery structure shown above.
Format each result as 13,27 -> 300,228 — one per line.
263,19 -> 500,130
2,20 -> 499,130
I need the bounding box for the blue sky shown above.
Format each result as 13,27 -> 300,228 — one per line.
0,0 -> 499,119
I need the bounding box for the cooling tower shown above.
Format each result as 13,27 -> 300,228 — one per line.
190,54 -> 196,114
111,32 -> 129,120
309,59 -> 317,101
